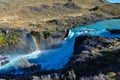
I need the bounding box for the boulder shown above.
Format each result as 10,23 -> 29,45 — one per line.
64,2 -> 81,10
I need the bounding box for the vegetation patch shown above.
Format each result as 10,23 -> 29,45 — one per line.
42,30 -> 56,38
0,31 -> 20,48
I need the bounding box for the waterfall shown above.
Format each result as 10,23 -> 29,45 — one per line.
0,29 -> 93,74
0,19 -> 120,74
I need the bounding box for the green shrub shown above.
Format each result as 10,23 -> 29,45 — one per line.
0,31 -> 20,48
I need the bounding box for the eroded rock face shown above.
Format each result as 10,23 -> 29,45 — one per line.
0,28 -> 64,54
0,28 -> 29,54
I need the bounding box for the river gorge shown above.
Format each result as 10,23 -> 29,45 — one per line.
0,19 -> 120,75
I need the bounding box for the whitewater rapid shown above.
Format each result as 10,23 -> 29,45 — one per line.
0,19 -> 120,74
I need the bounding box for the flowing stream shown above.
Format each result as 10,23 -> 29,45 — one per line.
0,19 -> 120,74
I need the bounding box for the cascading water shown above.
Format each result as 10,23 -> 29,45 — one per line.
0,19 -> 120,74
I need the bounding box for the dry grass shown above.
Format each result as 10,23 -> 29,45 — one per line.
0,0 -> 106,31
95,3 -> 120,17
